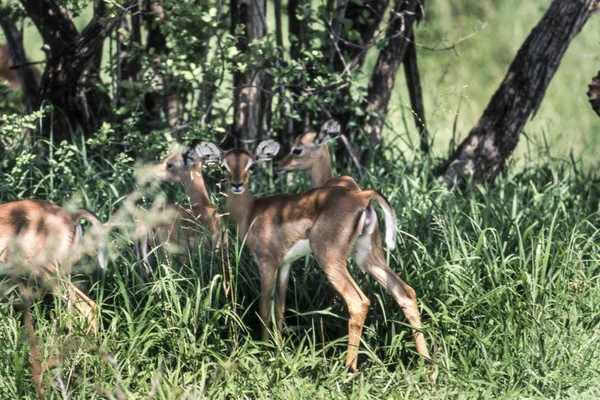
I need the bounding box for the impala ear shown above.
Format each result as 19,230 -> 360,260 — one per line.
182,146 -> 197,166
317,119 -> 342,144
195,142 -> 223,164
254,139 -> 281,162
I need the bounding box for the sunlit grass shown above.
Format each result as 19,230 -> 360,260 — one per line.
1,130 -> 600,398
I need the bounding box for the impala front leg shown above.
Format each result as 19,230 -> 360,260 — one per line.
258,259 -> 279,341
275,262 -> 292,333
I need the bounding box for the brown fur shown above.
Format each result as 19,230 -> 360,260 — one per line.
277,129 -> 432,367
0,199 -> 104,331
139,145 -> 225,274
207,142 -> 407,371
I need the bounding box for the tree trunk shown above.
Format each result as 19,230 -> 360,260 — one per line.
20,0 -> 116,142
286,0 -> 311,136
118,0 -> 142,98
229,0 -> 266,148
331,0 -> 389,74
0,9 -> 40,113
588,71 -> 600,117
438,0 -> 599,186
402,30 -> 429,154
327,0 -> 391,163
143,0 -> 168,123
362,0 -> 423,146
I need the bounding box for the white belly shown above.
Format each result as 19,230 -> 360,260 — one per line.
283,239 -> 311,263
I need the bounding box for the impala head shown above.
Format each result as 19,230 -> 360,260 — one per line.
151,145 -> 201,183
276,119 -> 342,174
196,140 -> 280,195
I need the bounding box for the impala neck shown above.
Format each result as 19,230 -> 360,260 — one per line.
180,166 -> 211,207
310,144 -> 333,188
225,188 -> 254,231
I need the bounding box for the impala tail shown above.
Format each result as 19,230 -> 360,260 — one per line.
71,209 -> 107,269
135,224 -> 158,280
361,190 -> 398,249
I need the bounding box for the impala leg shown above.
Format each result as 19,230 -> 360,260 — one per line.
354,230 -> 431,361
67,283 -> 98,334
312,248 -> 369,371
275,262 -> 292,333
258,260 -> 279,341
53,281 -> 98,334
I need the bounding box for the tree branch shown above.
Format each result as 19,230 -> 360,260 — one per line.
402,30 -> 429,153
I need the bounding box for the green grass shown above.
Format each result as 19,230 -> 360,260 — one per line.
1,132 -> 600,398
1,1 -> 600,398
385,0 -> 600,165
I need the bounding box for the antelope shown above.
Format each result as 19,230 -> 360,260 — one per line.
276,120 -> 431,365
0,199 -> 106,330
136,144 -> 225,277
276,120 -> 360,191
196,140 -> 431,371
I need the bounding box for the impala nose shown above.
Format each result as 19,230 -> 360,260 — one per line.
231,181 -> 244,194
274,162 -> 287,175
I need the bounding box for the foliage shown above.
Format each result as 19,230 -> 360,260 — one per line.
1,0 -> 599,398
1,117 -> 600,397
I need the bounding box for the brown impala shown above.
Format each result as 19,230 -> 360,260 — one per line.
196,139 -> 429,371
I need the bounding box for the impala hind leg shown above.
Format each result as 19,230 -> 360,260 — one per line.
354,231 -> 431,361
311,247 -> 370,371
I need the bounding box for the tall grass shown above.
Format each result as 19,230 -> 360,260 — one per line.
1,127 -> 600,398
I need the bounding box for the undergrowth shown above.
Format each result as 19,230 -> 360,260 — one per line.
1,122 -> 600,399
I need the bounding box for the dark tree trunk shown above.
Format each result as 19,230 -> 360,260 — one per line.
331,0 -> 389,74
0,8 -> 40,113
142,0 -> 167,122
287,0 -> 311,136
88,1 -> 106,78
588,71 -> 600,117
228,0 -> 266,148
273,0 -> 292,151
20,0 -> 116,142
362,0 -> 423,145
437,0 -> 599,186
402,30 -> 429,154
288,0 -> 309,63
118,0 -> 142,91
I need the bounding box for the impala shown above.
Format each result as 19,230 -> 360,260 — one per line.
276,120 -> 431,365
136,144 -> 225,277
196,139 -> 429,370
0,199 -> 106,330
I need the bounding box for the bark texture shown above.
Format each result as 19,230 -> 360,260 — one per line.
588,71 -> 600,117
20,0 -> 117,142
402,30 -> 428,153
230,0 -> 266,148
438,0 -> 599,186
332,0 -> 389,74
286,0 -> 311,136
143,0 -> 168,122
363,0 -> 423,144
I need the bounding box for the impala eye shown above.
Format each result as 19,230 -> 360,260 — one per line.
248,164 -> 256,172
292,148 -> 302,156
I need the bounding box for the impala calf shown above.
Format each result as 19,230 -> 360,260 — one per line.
136,145 -> 225,277
276,120 -> 432,366
197,139 -> 429,370
0,199 -> 106,330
